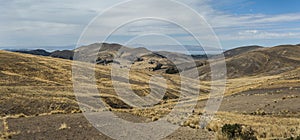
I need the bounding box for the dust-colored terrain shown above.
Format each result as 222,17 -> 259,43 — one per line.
1,44 -> 300,139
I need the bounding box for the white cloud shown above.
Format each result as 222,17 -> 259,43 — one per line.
241,30 -> 259,34
221,30 -> 300,40
0,0 -> 300,48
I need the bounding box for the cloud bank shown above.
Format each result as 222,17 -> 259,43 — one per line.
0,0 -> 299,49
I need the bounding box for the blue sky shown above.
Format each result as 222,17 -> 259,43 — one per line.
214,0 -> 300,15
0,0 -> 300,51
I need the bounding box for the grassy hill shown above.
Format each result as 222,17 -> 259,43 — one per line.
1,43 -> 300,139
198,44 -> 300,79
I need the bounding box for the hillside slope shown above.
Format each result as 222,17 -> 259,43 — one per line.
223,45 -> 263,58
1,45 -> 300,139
198,44 -> 300,79
0,50 -> 204,117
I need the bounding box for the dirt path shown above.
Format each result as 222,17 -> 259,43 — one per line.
193,87 -> 300,117
4,113 -> 214,140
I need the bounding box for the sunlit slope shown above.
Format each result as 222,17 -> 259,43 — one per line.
0,50 -> 208,117
198,45 -> 300,79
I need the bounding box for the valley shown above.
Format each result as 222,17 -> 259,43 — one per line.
1,43 -> 300,139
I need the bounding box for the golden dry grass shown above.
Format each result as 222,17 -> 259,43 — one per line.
208,112 -> 300,139
1,50 -> 300,139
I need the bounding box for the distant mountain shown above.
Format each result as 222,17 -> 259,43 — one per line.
74,43 -> 146,64
9,49 -> 74,60
198,44 -> 300,79
1,45 -> 75,52
75,43 -> 205,73
13,49 -> 51,56
224,45 -> 263,58
131,44 -> 222,55
50,50 -> 74,60
9,43 -> 300,79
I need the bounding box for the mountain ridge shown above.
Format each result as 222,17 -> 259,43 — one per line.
6,43 -> 300,79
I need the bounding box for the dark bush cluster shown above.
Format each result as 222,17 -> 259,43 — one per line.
152,63 -> 163,71
286,136 -> 300,140
166,67 -> 179,74
134,57 -> 144,62
221,123 -> 257,140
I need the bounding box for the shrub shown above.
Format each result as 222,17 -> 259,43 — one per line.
58,122 -> 69,130
221,124 -> 257,140
286,136 -> 300,140
240,127 -> 257,140
166,67 -> 179,74
134,57 -> 144,62
153,63 -> 163,71
222,124 -> 242,138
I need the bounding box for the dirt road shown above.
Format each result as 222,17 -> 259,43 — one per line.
4,113 -> 214,140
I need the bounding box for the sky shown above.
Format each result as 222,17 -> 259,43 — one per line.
0,0 -> 300,51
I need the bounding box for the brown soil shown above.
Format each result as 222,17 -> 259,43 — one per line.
4,113 -> 214,140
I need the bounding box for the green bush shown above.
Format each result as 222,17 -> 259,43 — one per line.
152,63 -> 163,71
286,136 -> 300,140
166,67 -> 179,74
222,124 -> 242,138
240,127 -> 257,140
221,124 -> 257,140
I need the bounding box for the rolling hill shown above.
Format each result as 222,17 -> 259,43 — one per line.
1,43 -> 300,139
198,44 -> 300,79
223,45 -> 263,58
